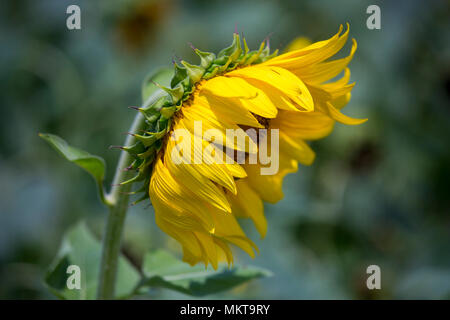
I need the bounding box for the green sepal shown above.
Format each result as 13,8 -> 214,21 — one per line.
142,68 -> 174,103
129,158 -> 144,170
132,130 -> 166,147
137,144 -> 157,159
138,97 -> 167,122
131,192 -> 151,206
195,49 -> 216,69
160,105 -> 178,119
218,33 -> 242,59
211,55 -> 229,66
120,142 -> 146,155
243,40 -> 266,66
128,182 -> 149,195
119,161 -> 152,186
181,60 -> 205,84
203,67 -> 220,80
217,56 -> 234,73
242,36 -> 250,55
265,48 -> 279,60
170,63 -> 188,88
156,83 -> 184,104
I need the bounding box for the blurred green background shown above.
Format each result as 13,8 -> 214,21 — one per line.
1,0 -> 449,299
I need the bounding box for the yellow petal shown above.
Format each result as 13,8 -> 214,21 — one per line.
180,114 -> 257,154
297,39 -> 357,84
243,78 -> 299,112
244,151 -> 298,203
194,232 -> 219,269
305,66 -> 352,102
211,207 -> 258,258
150,158 -> 216,232
322,102 -> 367,125
266,25 -> 344,63
307,81 -> 354,101
227,66 -> 314,111
279,132 -> 316,165
201,76 -> 258,98
193,138 -> 239,194
197,91 -> 263,128
236,80 -> 278,118
264,24 -> 349,69
152,196 -> 205,231
271,109 -> 335,140
331,92 -> 352,110
154,214 -> 203,261
164,135 -> 232,213
224,162 -> 247,179
227,180 -> 267,237
213,238 -> 234,266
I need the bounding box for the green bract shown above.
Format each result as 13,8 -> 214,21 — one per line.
120,33 -> 278,204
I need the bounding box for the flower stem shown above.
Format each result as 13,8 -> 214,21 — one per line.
96,89 -> 165,300
97,112 -> 145,299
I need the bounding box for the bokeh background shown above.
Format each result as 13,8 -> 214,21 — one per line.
1,0 -> 449,299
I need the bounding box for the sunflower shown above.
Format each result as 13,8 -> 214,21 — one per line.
122,24 -> 366,269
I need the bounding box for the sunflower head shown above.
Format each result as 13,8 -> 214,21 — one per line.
117,32 -> 277,202
117,24 -> 366,269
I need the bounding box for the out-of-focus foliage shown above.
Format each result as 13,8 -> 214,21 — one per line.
139,250 -> 272,297
0,0 -> 449,299
45,222 -> 140,300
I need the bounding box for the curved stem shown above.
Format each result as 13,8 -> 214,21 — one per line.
97,180 -> 113,208
97,89 -> 164,300
97,112 -> 145,300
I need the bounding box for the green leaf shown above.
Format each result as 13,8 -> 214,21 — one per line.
39,133 -> 109,205
39,133 -> 105,183
45,222 -> 140,300
138,249 -> 272,297
141,67 -> 174,103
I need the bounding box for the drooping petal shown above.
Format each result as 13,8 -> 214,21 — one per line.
271,109 -> 335,140
244,79 -> 299,111
181,107 -> 258,154
210,208 -> 258,258
244,151 -> 298,203
197,91 -> 263,128
227,180 -> 267,237
265,24 -> 344,63
201,76 -> 258,98
236,82 -> 279,118
296,39 -> 357,84
263,24 -> 349,70
320,102 -> 368,125
154,213 -> 203,264
150,158 -> 219,232
228,66 -> 314,111
279,132 -> 316,166
194,231 -> 219,270
164,131 -> 232,212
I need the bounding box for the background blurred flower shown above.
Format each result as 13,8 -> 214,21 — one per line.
284,37 -> 311,52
